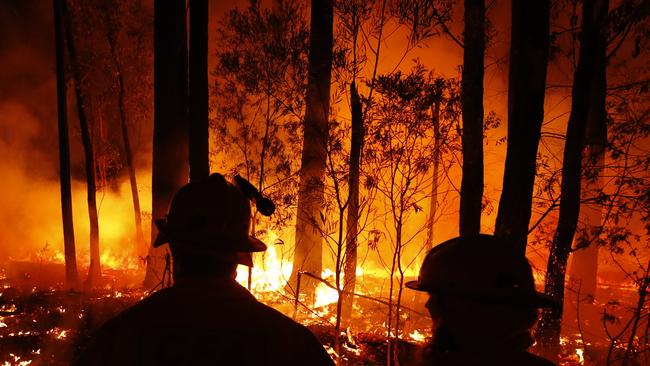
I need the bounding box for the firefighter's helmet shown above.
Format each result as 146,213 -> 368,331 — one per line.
406,235 -> 558,308
153,173 -> 269,264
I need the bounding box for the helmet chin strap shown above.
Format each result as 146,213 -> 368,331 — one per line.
233,175 -> 276,216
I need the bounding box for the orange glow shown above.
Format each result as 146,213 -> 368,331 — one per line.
0,1 -> 647,365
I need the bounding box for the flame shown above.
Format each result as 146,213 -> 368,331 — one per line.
13,249 -> 142,272
408,329 -> 427,343
235,231 -> 292,293
576,348 -> 584,364
314,269 -> 339,308
99,251 -> 141,271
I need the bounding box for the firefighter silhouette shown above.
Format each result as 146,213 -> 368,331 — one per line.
74,173 -> 333,366
406,234 -> 558,366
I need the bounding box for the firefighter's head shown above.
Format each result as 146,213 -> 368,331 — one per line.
153,173 -> 272,279
407,235 -> 558,349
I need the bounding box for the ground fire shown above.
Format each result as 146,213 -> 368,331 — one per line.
1,0 -> 648,365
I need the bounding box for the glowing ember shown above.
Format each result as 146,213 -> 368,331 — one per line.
46,327 -> 69,340
0,304 -> 17,313
3,354 -> 32,366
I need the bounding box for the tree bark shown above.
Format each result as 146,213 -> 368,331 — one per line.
568,28 -> 608,301
54,0 -> 78,290
536,0 -> 609,354
62,0 -> 101,288
189,0 -> 210,182
459,0 -> 485,236
494,0 -> 550,254
290,0 -> 334,299
342,81 -> 363,325
425,101 -> 441,250
567,145 -> 603,302
106,22 -> 146,252
144,0 -> 189,288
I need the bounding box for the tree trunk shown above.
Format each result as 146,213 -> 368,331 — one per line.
567,146 -> 603,302
568,29 -> 607,301
536,0 -> 609,355
54,0 -> 78,290
62,0 -> 101,288
458,0 -> 485,236
106,23 -> 146,252
342,81 -> 363,325
290,0 -> 334,299
189,0 -> 210,182
494,0 -> 550,255
425,101 -> 441,250
144,0 -> 189,288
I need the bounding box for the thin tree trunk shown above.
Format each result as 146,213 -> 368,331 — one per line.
393,224 -> 405,366
106,25 -> 146,251
386,226 -> 399,366
425,101 -> 441,250
536,0 -> 609,355
189,0 -> 209,182
494,0 -> 550,254
62,0 -> 101,288
342,81 -> 363,325
621,262 -> 650,366
458,0 -> 485,236
54,0 -> 78,290
291,0 -> 334,299
144,0 -> 189,288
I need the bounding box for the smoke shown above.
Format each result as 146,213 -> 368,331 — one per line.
0,0 -> 152,267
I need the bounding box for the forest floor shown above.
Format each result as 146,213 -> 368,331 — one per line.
0,260 -> 644,365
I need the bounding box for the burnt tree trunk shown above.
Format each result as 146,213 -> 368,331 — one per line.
342,81 -> 364,325
54,0 -> 78,290
291,0 -> 334,299
568,30 -> 607,301
189,0 -> 209,182
494,0 -> 550,254
567,147 -> 603,301
62,0 -> 101,288
425,101 -> 441,250
106,23 -> 146,251
459,0 -> 485,236
536,0 -> 609,353
144,0 -> 189,288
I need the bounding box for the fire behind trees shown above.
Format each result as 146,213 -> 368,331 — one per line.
0,0 -> 648,365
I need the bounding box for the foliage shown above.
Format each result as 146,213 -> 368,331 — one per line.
65,0 -> 153,187
391,0 -> 456,45
363,64 -> 460,362
211,0 -> 309,230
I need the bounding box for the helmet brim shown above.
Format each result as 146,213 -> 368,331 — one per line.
405,279 -> 560,308
152,219 -> 268,252
405,280 -> 424,291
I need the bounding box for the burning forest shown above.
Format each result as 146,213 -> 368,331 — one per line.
0,0 -> 649,365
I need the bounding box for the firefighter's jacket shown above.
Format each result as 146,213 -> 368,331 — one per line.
74,277 -> 334,366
